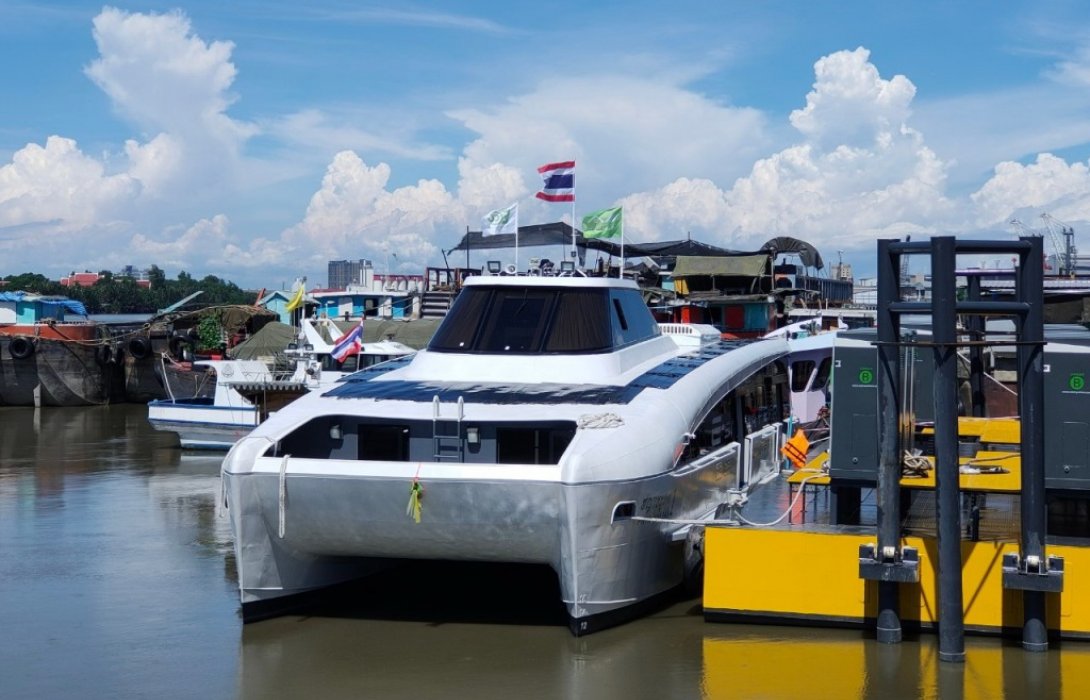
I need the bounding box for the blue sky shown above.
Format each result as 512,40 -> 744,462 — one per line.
2,1 -> 1090,289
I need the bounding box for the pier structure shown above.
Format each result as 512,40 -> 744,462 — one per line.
704,235 -> 1088,661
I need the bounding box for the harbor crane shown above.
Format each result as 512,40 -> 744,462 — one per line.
1009,217 -> 1068,275
1040,212 -> 1078,277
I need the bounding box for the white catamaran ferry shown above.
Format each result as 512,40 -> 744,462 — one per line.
221,273 -> 792,633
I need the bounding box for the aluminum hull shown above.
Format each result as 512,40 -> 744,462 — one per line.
224,453 -> 730,625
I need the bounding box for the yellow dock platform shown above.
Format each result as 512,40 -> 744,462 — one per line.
704,527 -> 1090,637
704,416 -> 1090,639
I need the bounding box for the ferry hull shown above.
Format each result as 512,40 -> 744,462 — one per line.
223,461 -> 728,629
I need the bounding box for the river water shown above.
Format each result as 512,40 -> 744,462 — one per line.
2,404 -> 1088,699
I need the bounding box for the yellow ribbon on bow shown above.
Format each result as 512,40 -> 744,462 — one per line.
406,477 -> 423,524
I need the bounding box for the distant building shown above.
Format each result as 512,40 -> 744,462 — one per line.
60,267 -> 151,288
311,271 -> 423,320
258,289 -> 299,325
832,262 -> 853,281
328,259 -> 373,290
60,272 -> 103,288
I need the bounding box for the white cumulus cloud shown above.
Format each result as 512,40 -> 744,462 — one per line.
616,48 -> 957,251
971,153 -> 1090,227
0,135 -> 139,231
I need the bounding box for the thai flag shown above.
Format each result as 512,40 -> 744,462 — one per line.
331,318 -> 364,362
535,160 -> 575,202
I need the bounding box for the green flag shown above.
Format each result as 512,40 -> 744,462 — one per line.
582,206 -> 622,239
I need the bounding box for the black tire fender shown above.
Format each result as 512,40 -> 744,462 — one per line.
9,336 -> 35,360
128,337 -> 151,359
168,335 -> 191,359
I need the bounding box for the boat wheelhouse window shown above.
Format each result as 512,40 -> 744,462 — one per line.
496,425 -> 575,464
478,290 -> 554,352
811,357 -> 833,391
609,289 -> 660,347
428,287 -> 491,350
790,360 -> 815,392
428,287 -> 614,354
543,289 -> 611,352
613,299 -> 628,331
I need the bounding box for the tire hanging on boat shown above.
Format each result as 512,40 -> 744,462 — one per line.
168,334 -> 192,360
128,337 -> 151,359
8,336 -> 36,360
96,344 -> 113,366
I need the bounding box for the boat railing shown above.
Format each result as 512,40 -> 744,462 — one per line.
743,422 -> 784,490
676,441 -> 741,479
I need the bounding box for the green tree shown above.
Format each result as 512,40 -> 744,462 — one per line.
4,268 -> 259,314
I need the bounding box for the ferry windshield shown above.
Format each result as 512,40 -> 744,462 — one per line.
429,286 -> 657,354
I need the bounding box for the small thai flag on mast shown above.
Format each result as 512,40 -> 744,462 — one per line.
331,317 -> 364,362
535,161 -> 575,202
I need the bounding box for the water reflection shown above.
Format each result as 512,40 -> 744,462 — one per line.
3,404 -> 1090,699
238,598 -> 709,700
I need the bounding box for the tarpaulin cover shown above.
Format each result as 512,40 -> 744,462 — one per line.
228,322 -> 296,360
0,291 -> 88,316
448,222 -> 583,252
670,254 -> 771,278
449,223 -> 751,261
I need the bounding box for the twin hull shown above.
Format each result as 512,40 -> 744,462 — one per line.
226,455 -> 725,624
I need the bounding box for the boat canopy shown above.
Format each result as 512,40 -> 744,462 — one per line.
761,237 -> 825,270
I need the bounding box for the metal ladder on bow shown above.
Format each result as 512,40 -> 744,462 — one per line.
432,395 -> 464,462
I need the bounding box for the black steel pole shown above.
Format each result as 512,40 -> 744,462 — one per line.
875,239 -> 903,644
931,236 -> 966,663
1017,235 -> 1048,651
966,275 -> 985,417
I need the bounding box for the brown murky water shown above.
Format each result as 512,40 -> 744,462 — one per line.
2,404 -> 1088,699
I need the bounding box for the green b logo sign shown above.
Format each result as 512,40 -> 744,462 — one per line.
858,368 -> 875,384
1071,373 -> 1086,391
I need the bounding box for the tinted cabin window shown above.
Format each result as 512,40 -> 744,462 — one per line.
610,289 -> 660,347
496,426 -> 575,464
428,286 -> 617,354
429,288 -> 490,351
544,289 -> 612,352
811,357 -> 833,390
336,355 -> 358,372
790,360 -> 815,392
358,424 -> 409,461
278,417 -> 342,459
478,290 -> 554,352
